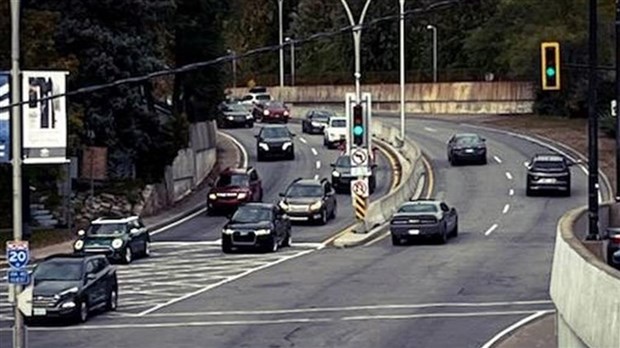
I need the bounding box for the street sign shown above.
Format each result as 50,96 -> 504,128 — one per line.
8,270 -> 31,285
351,178 -> 369,198
6,241 -> 30,269
17,285 -> 33,316
351,148 -> 369,166
612,100 -> 617,117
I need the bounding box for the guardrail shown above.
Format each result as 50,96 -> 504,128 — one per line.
357,120 -> 425,232
550,203 -> 620,348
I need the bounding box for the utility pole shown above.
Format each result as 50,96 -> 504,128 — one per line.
587,0 -> 600,240
427,24 -> 438,83
399,0 -> 405,141
10,0 -> 26,347
615,0 -> 620,202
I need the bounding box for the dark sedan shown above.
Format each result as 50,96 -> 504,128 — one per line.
253,101 -> 291,123
390,199 -> 458,245
301,110 -> 335,134
28,254 -> 118,324
221,203 -> 292,253
330,154 -> 376,194
606,227 -> 620,270
447,133 -> 487,165
218,103 -> 254,128
255,125 -> 296,161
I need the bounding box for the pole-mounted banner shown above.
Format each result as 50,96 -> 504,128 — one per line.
0,73 -> 10,163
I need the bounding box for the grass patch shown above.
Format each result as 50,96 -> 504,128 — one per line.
0,228 -> 75,254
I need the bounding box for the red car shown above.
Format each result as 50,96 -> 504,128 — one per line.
253,101 -> 290,123
207,167 -> 263,214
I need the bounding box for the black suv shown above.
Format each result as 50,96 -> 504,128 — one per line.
278,178 -> 337,225
525,154 -> 573,196
221,203 -> 292,253
331,154 -> 377,194
73,216 -> 151,264
301,109 -> 335,134
255,125 -> 296,161
29,254 -> 118,323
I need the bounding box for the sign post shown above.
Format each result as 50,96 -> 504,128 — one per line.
351,178 -> 369,221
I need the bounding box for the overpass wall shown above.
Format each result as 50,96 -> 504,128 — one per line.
549,203 -> 620,348
228,81 -> 535,114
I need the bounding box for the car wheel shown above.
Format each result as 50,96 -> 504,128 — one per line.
143,241 -> 151,257
222,240 -> 233,254
481,156 -> 487,165
391,235 -> 402,246
246,122 -> 254,128
564,187 -> 572,197
451,219 -> 459,238
526,186 -> 533,196
318,209 -> 328,225
123,247 -> 133,264
106,288 -> 118,311
437,225 -> 448,244
289,152 -> 295,161
329,203 -> 337,219
77,300 -> 88,323
257,153 -> 264,162
282,231 -> 292,247
268,236 -> 278,253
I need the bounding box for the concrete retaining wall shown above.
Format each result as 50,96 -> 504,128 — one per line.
228,81 -> 535,114
549,203 -> 620,348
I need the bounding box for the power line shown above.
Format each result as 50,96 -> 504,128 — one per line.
0,0 -> 461,112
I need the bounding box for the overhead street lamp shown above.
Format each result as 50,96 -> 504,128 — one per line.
226,49 -> 237,89
399,0 -> 406,141
278,0 -> 284,88
426,24 -> 437,83
340,0 -> 372,103
285,37 -> 295,86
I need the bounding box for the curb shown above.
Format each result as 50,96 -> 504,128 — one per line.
482,311 -> 556,348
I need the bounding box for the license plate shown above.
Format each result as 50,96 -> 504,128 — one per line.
408,229 -> 420,235
33,308 -> 46,316
540,178 -> 556,183
240,231 -> 249,236
465,149 -> 474,153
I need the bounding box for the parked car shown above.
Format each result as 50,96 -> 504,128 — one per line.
207,167 -> 263,214
239,93 -> 271,106
525,154 -> 573,196
253,101 -> 291,123
390,199 -> 458,245
330,154 -> 376,194
255,125 -> 296,161
221,203 -> 292,253
606,227 -> 620,270
217,103 -> 254,128
447,133 -> 487,165
29,253 -> 118,323
278,178 -> 337,225
323,116 -> 348,149
73,216 -> 150,264
302,110 -> 335,134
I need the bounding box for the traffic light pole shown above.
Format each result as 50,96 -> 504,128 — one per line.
586,0 -> 600,240
10,0 -> 26,347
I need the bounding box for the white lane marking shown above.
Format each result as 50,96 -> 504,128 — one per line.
140,300 -> 554,318
311,148 -> 318,156
218,131 -> 248,168
6,309 -> 555,331
424,127 -> 437,133
502,204 -> 510,214
363,231 -> 390,247
314,174 -> 319,180
493,156 -> 502,164
485,224 -> 499,236
480,310 -> 554,348
299,137 -> 307,144
150,208 -> 207,236
509,189 -> 514,196
505,172 -> 513,180
151,241 -> 221,246
137,248 -> 316,316
316,161 -> 321,169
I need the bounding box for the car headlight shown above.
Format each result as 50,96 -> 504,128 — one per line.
60,301 -> 76,309
237,192 -> 248,199
284,110 -> 289,116
310,201 -> 323,211
74,240 -> 84,250
263,110 -> 270,116
222,229 -> 234,235
311,121 -> 321,127
259,142 -> 269,151
255,229 -> 271,236
55,286 -> 79,300
329,133 -> 336,138
227,116 -> 234,120
111,238 -> 124,249
282,141 -> 293,150
279,201 -> 289,210
208,193 -> 217,200
332,171 -> 341,177
246,114 -> 253,119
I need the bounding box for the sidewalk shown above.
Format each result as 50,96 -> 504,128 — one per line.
494,313 -> 556,348
25,132 -> 241,262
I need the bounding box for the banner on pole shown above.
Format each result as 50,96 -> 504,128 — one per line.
0,73 -> 10,163
21,70 -> 69,164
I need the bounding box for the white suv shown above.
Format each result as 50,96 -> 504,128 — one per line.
323,117 -> 348,149
240,93 -> 271,106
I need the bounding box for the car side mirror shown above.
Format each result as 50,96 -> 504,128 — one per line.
254,134 -> 259,138
86,273 -> 96,281
371,164 -> 378,169
130,228 -> 140,235
77,229 -> 85,236
226,212 -> 234,219
279,192 -> 285,197
330,163 -> 336,168
290,133 -> 296,137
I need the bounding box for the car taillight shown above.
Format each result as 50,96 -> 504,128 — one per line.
610,235 -> 620,243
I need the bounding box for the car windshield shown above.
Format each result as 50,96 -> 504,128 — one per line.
34,260 -> 83,281
87,223 -> 127,236
455,135 -> 481,146
261,127 -> 290,138
286,184 -> 323,198
217,173 -> 249,187
231,206 -> 272,223
335,156 -> 351,167
312,111 -> 333,121
225,104 -> 247,112
330,119 -> 346,127
256,94 -> 271,101
240,95 -> 253,101
398,203 -> 438,213
533,160 -> 565,169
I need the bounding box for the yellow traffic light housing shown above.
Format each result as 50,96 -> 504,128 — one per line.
541,42 -> 561,90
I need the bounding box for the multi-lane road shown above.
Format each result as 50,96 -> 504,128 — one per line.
0,117 -> 601,347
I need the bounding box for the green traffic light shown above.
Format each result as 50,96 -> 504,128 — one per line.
353,125 -> 363,136
546,67 -> 556,77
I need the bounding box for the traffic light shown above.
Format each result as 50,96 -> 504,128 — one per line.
352,104 -> 364,146
541,42 -> 560,90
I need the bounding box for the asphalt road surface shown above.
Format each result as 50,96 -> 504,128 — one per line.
0,117 -> 594,347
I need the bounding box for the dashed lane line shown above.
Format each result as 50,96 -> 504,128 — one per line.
505,172 -> 513,180
493,156 -> 502,164
509,189 -> 514,196
311,148 -> 318,156
299,137 -> 307,144
424,127 -> 437,133
316,161 -> 321,169
502,204 -> 510,214
484,224 -> 499,236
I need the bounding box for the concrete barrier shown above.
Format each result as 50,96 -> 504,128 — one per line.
549,203 -> 620,348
